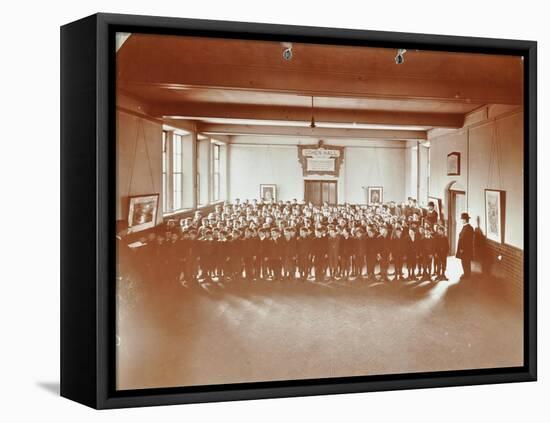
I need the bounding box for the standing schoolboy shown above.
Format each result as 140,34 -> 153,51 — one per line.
268,228 -> 283,280
391,226 -> 407,281
434,225 -> 450,280
354,228 -> 366,278
282,227 -> 298,280
327,225 -> 341,279
340,228 -> 353,279
312,226 -> 328,281
406,227 -> 419,279
257,228 -> 270,280
364,225 -> 378,279
296,226 -> 311,280
421,227 -> 435,279
377,225 -> 391,281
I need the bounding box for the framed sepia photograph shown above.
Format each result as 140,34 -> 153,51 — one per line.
260,184 -> 277,202
447,152 -> 461,176
61,13 -> 537,409
127,194 -> 159,233
485,189 -> 506,243
367,186 -> 383,204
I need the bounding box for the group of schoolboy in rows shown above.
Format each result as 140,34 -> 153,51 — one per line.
125,197 -> 451,287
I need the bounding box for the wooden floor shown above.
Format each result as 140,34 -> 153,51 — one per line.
116,258 -> 523,390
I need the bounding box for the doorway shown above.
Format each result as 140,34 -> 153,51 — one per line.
449,190 -> 466,255
304,180 -> 337,206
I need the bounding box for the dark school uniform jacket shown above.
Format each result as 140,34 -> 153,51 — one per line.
391,234 -> 407,258
434,234 -> 449,258
327,235 -> 340,259
420,235 -> 435,257
340,236 -> 354,258
376,234 -> 391,257
406,234 -> 420,258
312,235 -> 328,259
426,210 -> 439,226
282,237 -> 298,259
296,235 -> 311,258
268,237 -> 283,260
456,223 -> 474,261
364,235 -> 379,256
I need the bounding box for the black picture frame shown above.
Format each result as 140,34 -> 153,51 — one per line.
484,189 -> 506,244
447,152 -> 461,176
61,13 -> 537,409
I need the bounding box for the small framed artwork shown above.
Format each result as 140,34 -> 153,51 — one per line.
260,184 -> 277,202
367,186 -> 383,204
485,189 -> 506,243
127,194 -> 159,233
447,152 -> 461,176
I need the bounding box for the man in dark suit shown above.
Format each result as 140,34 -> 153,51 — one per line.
456,212 -> 474,280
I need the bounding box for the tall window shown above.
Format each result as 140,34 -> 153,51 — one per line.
172,134 -> 183,211
212,143 -> 220,202
162,131 -> 168,213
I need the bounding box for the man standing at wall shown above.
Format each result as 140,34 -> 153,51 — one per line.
456,212 -> 474,280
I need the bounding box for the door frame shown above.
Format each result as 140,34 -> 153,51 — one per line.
304,179 -> 338,205
448,189 -> 466,255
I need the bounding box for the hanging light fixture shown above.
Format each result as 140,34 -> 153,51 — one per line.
310,96 -> 316,128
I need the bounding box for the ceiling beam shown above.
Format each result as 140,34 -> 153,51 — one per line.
197,123 -> 427,140
153,102 -> 464,128
119,61 -> 523,105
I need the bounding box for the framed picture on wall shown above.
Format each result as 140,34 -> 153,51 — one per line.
447,152 -> 461,176
61,13 -> 536,410
485,189 -> 506,243
260,184 -> 277,202
367,186 -> 383,204
127,194 -> 159,233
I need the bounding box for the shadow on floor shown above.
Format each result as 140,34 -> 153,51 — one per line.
36,381 -> 60,396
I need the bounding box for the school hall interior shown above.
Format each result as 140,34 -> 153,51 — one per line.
115,33 -> 525,390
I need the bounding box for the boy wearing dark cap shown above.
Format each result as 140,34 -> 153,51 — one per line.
426,201 -> 439,228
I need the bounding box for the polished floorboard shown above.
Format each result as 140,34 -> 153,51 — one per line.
116,257 -> 523,390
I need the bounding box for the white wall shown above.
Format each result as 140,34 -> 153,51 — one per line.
229,144 -> 304,201
344,146 -> 406,203
228,137 -> 407,203
429,107 -> 524,249
116,110 -> 163,224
